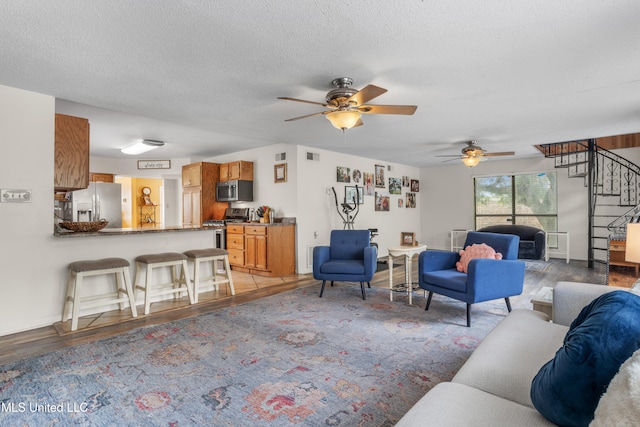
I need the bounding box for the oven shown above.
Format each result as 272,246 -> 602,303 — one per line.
202,208 -> 250,249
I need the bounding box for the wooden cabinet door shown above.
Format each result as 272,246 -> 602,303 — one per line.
228,162 -> 240,180
182,163 -> 202,187
54,114 -> 90,191
90,172 -> 114,182
219,163 -> 230,182
245,234 -> 257,268
255,235 -> 268,270
182,189 -> 201,226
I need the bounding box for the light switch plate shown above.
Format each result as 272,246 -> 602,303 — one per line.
1,189 -> 32,203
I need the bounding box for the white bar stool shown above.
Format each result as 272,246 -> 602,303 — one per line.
63,257 -> 138,331
134,252 -> 194,315
184,248 -> 235,303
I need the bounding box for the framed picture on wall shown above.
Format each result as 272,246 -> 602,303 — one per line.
389,177 -> 402,194
274,163 -> 287,183
411,179 -> 420,192
363,172 -> 374,196
375,165 -> 385,188
345,186 -> 364,205
337,166 -> 351,182
375,192 -> 390,211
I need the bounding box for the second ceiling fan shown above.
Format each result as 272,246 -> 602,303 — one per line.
278,77 -> 417,131
437,140 -> 515,167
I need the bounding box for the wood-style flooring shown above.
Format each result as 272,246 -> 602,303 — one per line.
0,259 -> 607,366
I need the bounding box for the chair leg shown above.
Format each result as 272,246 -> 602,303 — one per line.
320,280 -> 326,297
505,297 -> 512,312
330,281 -> 334,287
367,282 -> 371,288
466,304 -> 471,327
360,282 -> 366,300
425,291 -> 433,311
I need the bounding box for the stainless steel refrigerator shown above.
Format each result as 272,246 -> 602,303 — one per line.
69,182 -> 122,228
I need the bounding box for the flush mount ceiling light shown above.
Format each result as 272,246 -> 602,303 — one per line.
120,139 -> 165,155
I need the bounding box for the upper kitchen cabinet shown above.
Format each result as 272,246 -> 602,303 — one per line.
219,161 -> 253,182
181,162 -> 227,226
54,114 -> 90,192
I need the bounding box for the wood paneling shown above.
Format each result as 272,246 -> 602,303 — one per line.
54,114 -> 90,191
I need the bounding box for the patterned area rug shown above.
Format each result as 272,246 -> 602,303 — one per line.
0,285 -> 517,426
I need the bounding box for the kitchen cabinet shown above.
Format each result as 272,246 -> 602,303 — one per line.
226,224 -> 295,276
219,161 -> 253,182
90,172 -> 115,183
54,114 -> 90,192
182,162 -> 227,226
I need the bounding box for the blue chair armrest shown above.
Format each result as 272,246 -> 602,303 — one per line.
313,246 -> 331,278
467,259 -> 525,302
364,246 -> 378,279
419,250 -> 459,273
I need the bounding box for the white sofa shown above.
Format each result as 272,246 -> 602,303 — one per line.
396,281 -> 634,427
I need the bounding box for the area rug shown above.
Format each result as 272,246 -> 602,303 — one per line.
0,285 -> 515,426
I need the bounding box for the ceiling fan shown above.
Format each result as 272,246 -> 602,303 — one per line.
278,77 -> 417,131
437,140 -> 515,167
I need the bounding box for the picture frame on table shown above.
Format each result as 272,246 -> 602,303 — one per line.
274,163 -> 287,183
401,232 -> 416,246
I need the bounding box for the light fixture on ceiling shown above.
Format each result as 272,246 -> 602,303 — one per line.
120,139 -> 165,155
462,156 -> 481,167
325,110 -> 361,130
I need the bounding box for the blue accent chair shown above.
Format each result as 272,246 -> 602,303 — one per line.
418,231 -> 525,327
313,230 -> 378,300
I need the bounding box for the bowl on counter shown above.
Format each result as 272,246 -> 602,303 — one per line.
59,220 -> 109,232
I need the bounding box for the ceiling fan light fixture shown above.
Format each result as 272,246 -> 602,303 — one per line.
462,156 -> 481,167
325,110 -> 361,130
121,139 -> 165,155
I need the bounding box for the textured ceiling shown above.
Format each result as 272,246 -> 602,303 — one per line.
1,1 -> 639,167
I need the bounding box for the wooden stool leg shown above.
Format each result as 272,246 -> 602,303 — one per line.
224,255 -> 235,295
211,258 -> 220,291
144,263 -> 153,315
63,270 -> 76,321
114,269 -> 127,311
193,258 -> 200,303
71,272 -> 84,331
123,266 -> 137,318
182,260 -> 194,304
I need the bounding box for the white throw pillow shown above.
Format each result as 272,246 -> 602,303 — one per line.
590,348 -> 640,426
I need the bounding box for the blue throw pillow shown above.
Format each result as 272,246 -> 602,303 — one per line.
530,291 -> 640,427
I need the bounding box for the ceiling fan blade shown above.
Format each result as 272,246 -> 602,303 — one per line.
435,154 -> 464,158
284,111 -> 329,122
347,85 -> 387,105
278,97 -> 328,107
359,104 -> 417,115
483,151 -> 515,157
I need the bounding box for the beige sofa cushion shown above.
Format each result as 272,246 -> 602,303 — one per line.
452,309 -> 567,408
395,382 -> 556,427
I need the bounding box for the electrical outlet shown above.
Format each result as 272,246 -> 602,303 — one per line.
1,189 -> 32,203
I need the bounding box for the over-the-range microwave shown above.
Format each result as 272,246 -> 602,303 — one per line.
216,180 -> 253,202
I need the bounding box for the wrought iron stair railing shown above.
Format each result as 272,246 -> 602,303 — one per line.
539,139 -> 640,266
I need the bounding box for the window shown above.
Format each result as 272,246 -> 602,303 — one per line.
475,172 -> 557,232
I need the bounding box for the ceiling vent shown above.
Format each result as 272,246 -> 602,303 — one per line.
306,152 -> 320,161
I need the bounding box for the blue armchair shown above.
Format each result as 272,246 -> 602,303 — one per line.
418,231 -> 525,327
313,230 -> 378,300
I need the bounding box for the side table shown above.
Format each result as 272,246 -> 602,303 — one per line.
531,286 -> 553,318
388,244 -> 427,305
545,231 -> 569,263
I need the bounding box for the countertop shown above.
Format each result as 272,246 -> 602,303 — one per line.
53,225 -> 213,237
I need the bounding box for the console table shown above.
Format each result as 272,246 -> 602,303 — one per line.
388,244 -> 427,305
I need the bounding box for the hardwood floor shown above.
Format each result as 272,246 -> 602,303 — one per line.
0,258 -> 608,366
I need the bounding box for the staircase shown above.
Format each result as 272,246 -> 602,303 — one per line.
539,139 -> 640,267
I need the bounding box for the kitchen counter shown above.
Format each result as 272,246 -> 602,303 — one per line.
53,225 -> 212,237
